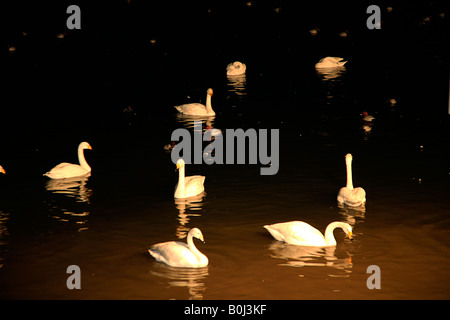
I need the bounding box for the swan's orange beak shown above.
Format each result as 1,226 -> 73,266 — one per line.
87,144 -> 93,150
348,231 -> 353,240
198,234 -> 205,242
0,167 -> 5,174
176,163 -> 180,170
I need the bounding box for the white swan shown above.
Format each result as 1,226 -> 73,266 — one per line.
315,57 -> 347,69
337,154 -> 366,206
43,142 -> 92,179
226,61 -> 246,76
362,111 -> 375,122
264,221 -> 353,246
148,227 -> 209,268
174,88 -> 215,116
0,165 -> 5,174
174,158 -> 205,199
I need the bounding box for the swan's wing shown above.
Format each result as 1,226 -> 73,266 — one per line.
149,241 -> 198,267
265,221 -> 326,246
338,187 -> 366,206
174,103 -> 207,115
323,57 -> 343,63
44,163 -> 89,179
316,57 -> 347,68
184,175 -> 205,197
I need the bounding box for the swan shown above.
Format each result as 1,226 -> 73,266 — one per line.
264,221 -> 353,246
43,142 -> 92,179
226,61 -> 246,76
0,165 -> 5,174
174,88 -> 215,116
362,111 -> 375,122
174,158 -> 205,199
315,57 -> 347,69
164,141 -> 175,152
337,154 -> 366,207
148,227 -> 209,268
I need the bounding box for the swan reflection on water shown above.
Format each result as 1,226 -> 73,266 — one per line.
268,241 -> 353,276
174,192 -> 205,239
227,74 -> 247,96
338,202 -> 366,226
0,210 -> 9,268
45,174 -> 92,231
150,263 -> 209,300
175,114 -> 216,131
316,66 -> 346,81
45,174 -> 92,203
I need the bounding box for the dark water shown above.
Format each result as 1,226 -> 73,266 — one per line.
1,1 -> 449,299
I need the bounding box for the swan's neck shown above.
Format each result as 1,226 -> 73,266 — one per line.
178,165 -> 185,196
345,159 -> 354,190
187,233 -> 203,260
205,94 -> 215,115
324,222 -> 347,246
78,147 -> 91,171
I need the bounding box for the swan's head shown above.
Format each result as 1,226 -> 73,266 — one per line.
176,158 -> 185,170
345,153 -> 353,163
0,166 -> 5,174
207,88 -> 213,96
80,142 -> 93,150
189,227 -> 205,242
344,224 -> 353,240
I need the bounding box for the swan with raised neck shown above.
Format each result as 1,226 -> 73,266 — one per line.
174,158 -> 205,199
174,88 -> 215,116
148,227 -> 209,268
337,153 -> 366,206
43,142 -> 92,179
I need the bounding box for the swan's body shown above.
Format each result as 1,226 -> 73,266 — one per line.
315,57 -> 347,69
0,166 -> 5,174
164,141 -> 175,152
226,61 -> 246,76
174,88 -> 215,116
337,154 -> 366,207
174,158 -> 205,199
264,221 -> 353,247
309,28 -> 320,36
362,111 -> 375,122
44,142 -> 92,179
148,227 -> 209,268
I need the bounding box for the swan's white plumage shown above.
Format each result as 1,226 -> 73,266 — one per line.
264,221 -> 353,247
226,61 -> 246,76
149,227 -> 209,268
337,154 -> 366,207
315,57 -> 347,69
44,142 -> 92,179
362,111 -> 375,122
174,88 -> 215,116
174,158 -> 205,199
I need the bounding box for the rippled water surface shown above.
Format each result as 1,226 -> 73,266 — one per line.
1,1 -> 449,300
